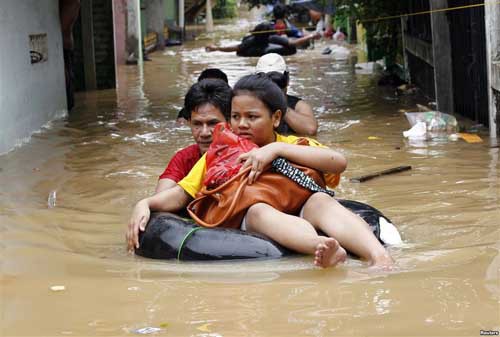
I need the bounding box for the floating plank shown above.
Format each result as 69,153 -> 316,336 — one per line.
350,165 -> 412,183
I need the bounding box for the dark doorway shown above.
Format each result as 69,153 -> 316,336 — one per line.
448,0 -> 489,126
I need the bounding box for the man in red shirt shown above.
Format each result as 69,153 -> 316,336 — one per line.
155,78 -> 232,193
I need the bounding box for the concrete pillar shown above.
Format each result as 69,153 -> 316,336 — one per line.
178,0 -> 185,38
126,0 -> 142,62
113,0 -> 128,65
401,17 -> 410,82
430,0 -> 454,114
485,0 -> 500,139
325,14 -> 332,33
144,0 -> 165,50
206,0 -> 214,33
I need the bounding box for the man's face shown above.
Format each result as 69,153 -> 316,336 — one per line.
189,103 -> 226,154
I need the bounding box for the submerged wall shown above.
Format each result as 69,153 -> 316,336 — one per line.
0,0 -> 66,155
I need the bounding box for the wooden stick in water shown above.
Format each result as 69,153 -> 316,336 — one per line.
350,165 -> 412,183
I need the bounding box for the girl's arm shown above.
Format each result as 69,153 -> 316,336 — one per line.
239,142 -> 347,184
127,185 -> 191,251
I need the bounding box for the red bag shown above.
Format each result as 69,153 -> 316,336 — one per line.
203,123 -> 258,189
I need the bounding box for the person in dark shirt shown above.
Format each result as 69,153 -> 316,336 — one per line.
205,22 -> 319,54
255,53 -> 317,135
272,3 -> 303,38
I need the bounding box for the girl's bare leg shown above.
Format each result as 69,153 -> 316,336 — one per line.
245,203 -> 346,268
302,193 -> 393,267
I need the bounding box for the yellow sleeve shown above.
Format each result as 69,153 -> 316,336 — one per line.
275,133 -> 341,189
178,153 -> 207,198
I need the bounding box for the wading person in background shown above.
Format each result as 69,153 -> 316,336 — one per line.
255,53 -> 317,136
205,22 -> 319,55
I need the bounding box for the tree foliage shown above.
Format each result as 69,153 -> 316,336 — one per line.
335,0 -> 403,66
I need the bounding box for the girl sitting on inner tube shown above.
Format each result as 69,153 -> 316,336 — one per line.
205,22 -> 319,56
127,74 -> 393,269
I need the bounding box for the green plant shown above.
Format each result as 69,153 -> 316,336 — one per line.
213,0 -> 238,19
335,0 -> 403,67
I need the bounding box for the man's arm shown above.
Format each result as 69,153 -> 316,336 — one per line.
284,100 -> 318,136
287,32 -> 320,48
127,186 -> 192,251
155,178 -> 177,194
206,44 -> 240,52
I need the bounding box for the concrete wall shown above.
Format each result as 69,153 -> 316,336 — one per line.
0,0 -> 66,155
164,0 -> 178,24
485,0 -> 499,137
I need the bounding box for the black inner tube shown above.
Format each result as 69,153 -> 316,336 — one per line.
135,199 -> 393,261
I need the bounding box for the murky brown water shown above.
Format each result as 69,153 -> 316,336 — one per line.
1,17 -> 499,336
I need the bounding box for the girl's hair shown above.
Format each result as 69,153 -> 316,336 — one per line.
265,71 -> 289,90
233,73 -> 287,120
184,79 -> 232,120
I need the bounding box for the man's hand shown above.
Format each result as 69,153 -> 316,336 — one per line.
126,199 -> 151,252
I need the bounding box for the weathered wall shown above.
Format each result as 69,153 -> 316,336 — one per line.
126,0 -> 140,60
144,0 -> 165,49
164,0 -> 178,24
485,0 -> 499,137
113,0 -> 128,65
0,0 -> 66,155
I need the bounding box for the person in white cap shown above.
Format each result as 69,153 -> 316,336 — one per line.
255,53 -> 318,136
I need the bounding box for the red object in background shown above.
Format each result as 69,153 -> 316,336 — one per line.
204,123 -> 258,188
274,21 -> 287,35
324,27 -> 334,39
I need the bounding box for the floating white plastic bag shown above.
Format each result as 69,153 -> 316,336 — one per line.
404,111 -> 458,133
403,121 -> 427,139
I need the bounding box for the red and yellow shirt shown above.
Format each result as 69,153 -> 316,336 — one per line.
179,134 -> 341,198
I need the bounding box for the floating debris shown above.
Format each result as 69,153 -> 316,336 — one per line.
197,323 -> 212,332
350,166 -> 412,183
458,133 -> 483,143
133,327 -> 163,335
48,190 -> 57,208
50,285 -> 65,292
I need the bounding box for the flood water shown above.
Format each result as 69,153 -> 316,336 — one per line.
1,18 -> 499,336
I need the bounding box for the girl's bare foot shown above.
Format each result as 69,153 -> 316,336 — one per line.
314,238 -> 347,268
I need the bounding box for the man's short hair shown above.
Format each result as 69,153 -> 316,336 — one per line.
197,68 -> 228,83
184,79 -> 232,120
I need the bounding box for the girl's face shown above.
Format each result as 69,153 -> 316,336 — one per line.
230,94 -> 281,147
